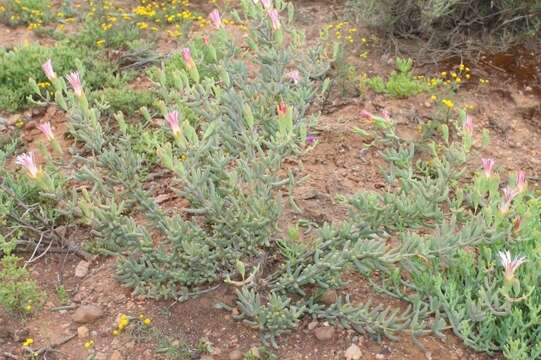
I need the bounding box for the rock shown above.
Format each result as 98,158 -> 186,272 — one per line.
77,326 -> 89,338
307,321 -> 318,330
200,356 -> 214,360
72,305 -> 104,323
110,351 -> 123,360
229,350 -> 243,360
95,353 -> 107,360
320,289 -> 338,306
344,344 -> 363,360
75,260 -> 90,278
375,354 -> 385,359
314,326 -> 335,341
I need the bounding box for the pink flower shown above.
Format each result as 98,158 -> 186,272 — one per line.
306,134 -> 316,145
481,158 -> 495,177
277,101 -> 287,117
209,9 -> 221,29
360,110 -> 374,119
516,171 -> 527,193
261,0 -> 272,9
166,111 -> 181,137
285,70 -> 300,84
66,72 -> 83,97
464,115 -> 474,134
267,9 -> 280,30
500,186 -> 518,214
498,250 -> 526,283
381,109 -> 390,120
42,59 -> 56,80
182,48 -> 195,69
15,152 -> 40,178
37,122 -> 55,141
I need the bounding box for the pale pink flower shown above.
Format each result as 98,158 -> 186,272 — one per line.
285,70 -> 300,85
360,110 -> 374,119
66,72 -> 83,97
37,122 -> 55,141
15,152 -> 40,178
498,250 -> 526,283
261,0 -> 272,9
516,171 -> 527,193
464,115 -> 474,134
481,158 -> 495,177
182,48 -> 195,69
499,186 -> 518,214
209,9 -> 222,29
42,59 -> 56,80
267,9 -> 280,30
166,111 -> 181,137
381,109 -> 391,120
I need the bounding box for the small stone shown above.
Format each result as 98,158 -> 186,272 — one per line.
72,305 -> 104,323
77,326 -> 89,338
376,354 -> 385,359
125,341 -> 135,349
320,289 -> 338,306
308,321 -> 318,330
75,260 -> 90,278
110,351 -> 123,360
95,353 -> 107,360
314,326 -> 335,341
344,344 -> 363,360
229,350 -> 243,360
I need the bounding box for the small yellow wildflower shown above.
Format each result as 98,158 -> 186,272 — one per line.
143,318 -> 152,326
442,99 -> 454,109
96,39 -> 106,47
112,329 -> 119,336
450,72 -> 457,78
118,313 -> 129,330
22,338 -> 34,347
25,303 -> 33,311
441,72 -> 447,77
84,340 -> 94,349
430,95 -> 437,101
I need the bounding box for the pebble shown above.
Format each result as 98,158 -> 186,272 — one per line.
344,344 -> 363,360
110,351 -> 122,360
314,326 -> 335,341
308,321 -> 318,330
229,350 -> 243,360
75,260 -> 90,278
77,326 -> 89,338
320,289 -> 338,305
71,305 -> 104,324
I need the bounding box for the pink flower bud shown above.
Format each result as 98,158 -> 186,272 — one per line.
500,186 -> 517,214
15,152 -> 41,178
267,9 -> 280,30
277,101 -> 287,117
42,59 -> 56,80
209,9 -> 221,29
261,0 -> 272,9
481,158 -> 494,177
37,122 -> 55,141
166,111 -> 181,137
381,109 -> 391,120
182,48 -> 195,69
464,115 -> 474,134
516,171 -> 527,193
66,72 -> 83,97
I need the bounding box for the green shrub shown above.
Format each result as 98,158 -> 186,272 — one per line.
363,57 -> 435,97
346,0 -> 541,53
0,42 -> 116,112
0,254 -> 43,314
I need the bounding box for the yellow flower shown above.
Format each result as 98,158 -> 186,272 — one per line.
84,340 -> 94,349
22,338 -> 34,347
442,99 -> 454,109
25,303 -> 33,311
455,77 -> 462,84
440,72 -> 447,77
143,318 -> 152,326
118,313 -> 130,330
96,39 -> 105,47
430,95 -> 437,101
450,72 -> 457,78
112,330 -> 119,336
